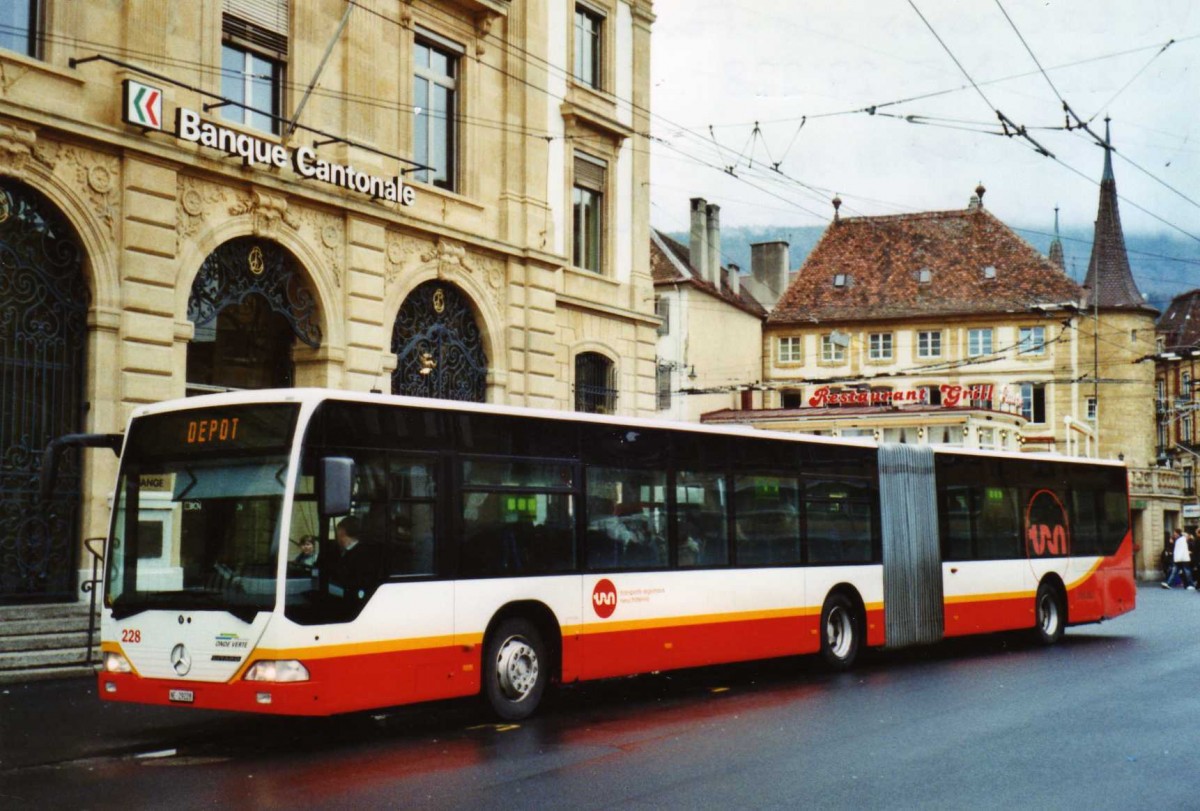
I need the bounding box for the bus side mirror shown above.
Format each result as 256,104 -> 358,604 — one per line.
319,456 -> 354,518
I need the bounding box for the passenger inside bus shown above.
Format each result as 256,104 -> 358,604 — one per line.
293,535 -> 319,569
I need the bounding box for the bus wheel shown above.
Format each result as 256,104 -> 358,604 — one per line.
1034,582 -> 1065,646
820,592 -> 860,671
484,618 -> 547,721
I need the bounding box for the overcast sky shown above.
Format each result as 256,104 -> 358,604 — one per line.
648,0 -> 1200,238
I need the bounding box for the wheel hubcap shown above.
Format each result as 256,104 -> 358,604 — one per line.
1040,595 -> 1058,634
495,635 -> 538,701
826,606 -> 853,659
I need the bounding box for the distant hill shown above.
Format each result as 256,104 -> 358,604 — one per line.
667,225 -> 1200,313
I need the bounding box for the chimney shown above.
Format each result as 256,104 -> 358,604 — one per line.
968,181 -> 986,211
689,198 -> 709,281
750,240 -> 790,300
728,263 -> 740,297
706,203 -> 721,286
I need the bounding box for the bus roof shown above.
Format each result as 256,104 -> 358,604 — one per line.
130,388 -> 1128,470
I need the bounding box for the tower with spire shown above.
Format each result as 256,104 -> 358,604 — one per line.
1081,119 -> 1155,311
1048,207 -> 1064,270
1073,118 -> 1156,474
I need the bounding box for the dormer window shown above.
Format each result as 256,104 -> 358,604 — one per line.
982,265 -> 997,280
918,267 -> 932,284
833,273 -> 848,288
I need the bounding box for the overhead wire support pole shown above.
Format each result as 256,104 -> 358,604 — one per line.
287,1 -> 355,138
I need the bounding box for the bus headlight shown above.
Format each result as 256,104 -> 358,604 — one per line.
103,651 -> 133,673
243,660 -> 310,683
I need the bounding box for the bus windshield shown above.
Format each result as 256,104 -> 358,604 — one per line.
105,404 -> 300,621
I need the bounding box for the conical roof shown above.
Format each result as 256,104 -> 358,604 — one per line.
1081,120 -> 1156,312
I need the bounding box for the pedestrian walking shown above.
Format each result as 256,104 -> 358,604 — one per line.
1163,527 -> 1196,590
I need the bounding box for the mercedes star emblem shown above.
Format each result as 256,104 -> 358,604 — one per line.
170,643 -> 192,677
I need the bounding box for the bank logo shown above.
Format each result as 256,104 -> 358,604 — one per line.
123,79 -> 162,130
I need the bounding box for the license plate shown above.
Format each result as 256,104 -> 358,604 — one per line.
168,689 -> 194,703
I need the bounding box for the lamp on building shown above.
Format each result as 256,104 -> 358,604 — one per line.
418,352 -> 437,376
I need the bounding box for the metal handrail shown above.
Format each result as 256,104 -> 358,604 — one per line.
80,537 -> 105,666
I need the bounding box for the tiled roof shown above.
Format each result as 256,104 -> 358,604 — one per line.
1157,289 -> 1200,350
651,230 -> 767,318
768,207 -> 1084,325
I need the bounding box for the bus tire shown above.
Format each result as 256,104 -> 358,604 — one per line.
820,592 -> 861,671
483,617 -> 548,721
1033,581 -> 1065,646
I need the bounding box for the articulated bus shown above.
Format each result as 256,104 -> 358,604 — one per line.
79,389 -> 1134,719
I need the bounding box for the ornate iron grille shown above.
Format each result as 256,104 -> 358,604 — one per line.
0,181 -> 89,603
575,352 -> 616,414
391,282 -> 486,402
188,236 -> 321,348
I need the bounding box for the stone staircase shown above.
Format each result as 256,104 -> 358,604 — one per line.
0,602 -> 100,683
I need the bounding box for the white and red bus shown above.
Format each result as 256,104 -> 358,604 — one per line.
83,389 -> 1134,719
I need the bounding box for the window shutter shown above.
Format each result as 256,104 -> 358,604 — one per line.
574,154 -> 606,192
224,0 -> 289,56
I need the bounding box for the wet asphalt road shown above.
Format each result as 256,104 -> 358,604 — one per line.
2,583 -> 1197,809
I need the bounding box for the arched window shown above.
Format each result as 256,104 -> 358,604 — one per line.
575,352 -> 616,413
186,237 -> 320,395
0,180 -> 89,601
392,281 -> 486,402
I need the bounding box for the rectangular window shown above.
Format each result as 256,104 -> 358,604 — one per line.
1,0 -> 37,57
573,5 -> 603,89
1087,397 -> 1097,422
656,364 -> 671,410
821,334 -> 846,363
868,332 -> 893,361
968,328 -> 993,357
735,474 -> 801,565
1019,325 -> 1046,356
675,471 -> 729,567
778,336 -> 802,363
414,32 -> 460,191
1183,371 -> 1193,400
585,466 -> 667,570
573,154 -> 606,273
220,43 -> 283,134
220,3 -> 288,135
1020,382 -> 1046,423
917,330 -> 942,359
805,477 -> 874,564
460,458 -> 575,576
655,296 -> 670,336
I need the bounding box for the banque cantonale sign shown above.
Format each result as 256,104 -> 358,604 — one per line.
174,107 -> 416,206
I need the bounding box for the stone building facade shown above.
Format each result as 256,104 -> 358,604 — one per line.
651,198 -> 766,421
0,0 -> 657,609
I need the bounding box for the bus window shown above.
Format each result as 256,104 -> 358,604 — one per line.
1101,488 -> 1130,555
585,466 -> 667,569
675,470 -> 729,567
805,478 -> 873,564
734,474 -> 800,565
975,485 -> 1021,559
388,456 -> 437,575
459,458 -> 575,576
941,484 -> 973,560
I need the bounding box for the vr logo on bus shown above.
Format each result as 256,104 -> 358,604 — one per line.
1025,489 -> 1070,558
592,579 -> 617,619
